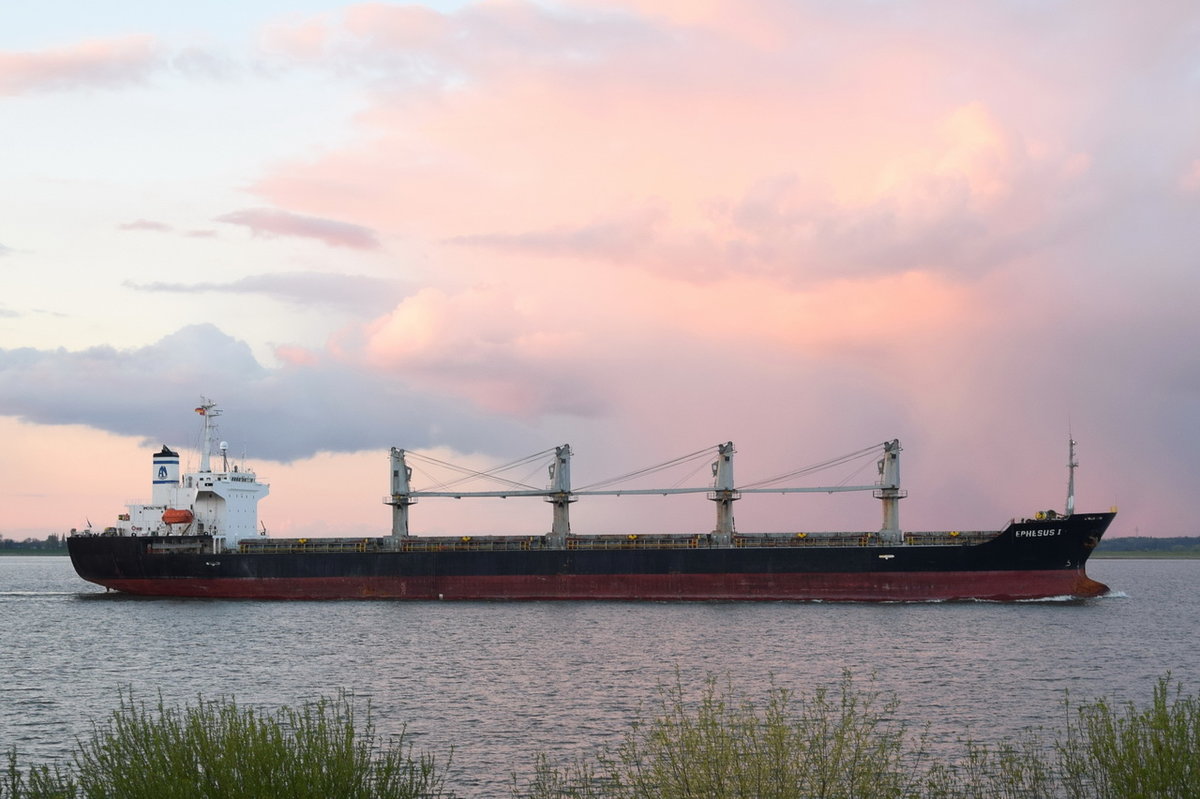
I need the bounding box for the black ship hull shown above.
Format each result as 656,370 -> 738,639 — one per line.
68,512 -> 1114,601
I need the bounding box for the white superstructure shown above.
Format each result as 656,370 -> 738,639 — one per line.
107,398 -> 269,551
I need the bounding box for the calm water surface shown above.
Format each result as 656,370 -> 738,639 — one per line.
2,557 -> 1198,797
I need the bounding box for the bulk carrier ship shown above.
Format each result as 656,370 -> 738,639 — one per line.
68,400 -> 1115,601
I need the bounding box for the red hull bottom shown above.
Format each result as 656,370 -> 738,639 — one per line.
92,569 -> 1110,602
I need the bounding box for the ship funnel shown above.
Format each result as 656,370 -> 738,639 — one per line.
152,445 -> 180,505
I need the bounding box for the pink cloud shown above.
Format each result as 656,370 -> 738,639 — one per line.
448,207 -> 664,262
216,208 -> 380,249
244,0 -> 1135,395
0,36 -> 159,95
261,17 -> 334,60
342,4 -> 451,50
118,219 -> 173,233
275,345 -> 320,367
251,2 -> 1097,293
363,285 -> 606,416
1180,160 -> 1200,194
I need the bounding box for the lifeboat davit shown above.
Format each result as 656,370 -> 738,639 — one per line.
162,508 -> 194,525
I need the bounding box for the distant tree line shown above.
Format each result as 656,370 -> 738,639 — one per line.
0,534 -> 67,552
1096,536 -> 1200,555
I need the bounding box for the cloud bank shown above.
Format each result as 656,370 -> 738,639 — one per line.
0,325 -> 528,462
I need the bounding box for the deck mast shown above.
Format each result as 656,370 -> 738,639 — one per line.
195,398 -> 220,473
1065,437 -> 1077,516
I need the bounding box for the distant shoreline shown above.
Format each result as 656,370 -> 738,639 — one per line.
1094,536 -> 1200,559
1092,551 -> 1200,559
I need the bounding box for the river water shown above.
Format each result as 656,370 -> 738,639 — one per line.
2,556 -> 1198,797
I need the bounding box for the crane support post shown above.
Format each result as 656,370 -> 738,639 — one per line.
875,439 -> 906,541
545,444 -> 575,547
387,447 -> 414,540
710,442 -> 739,546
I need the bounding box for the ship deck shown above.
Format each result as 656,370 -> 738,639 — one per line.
206,529 -> 1003,556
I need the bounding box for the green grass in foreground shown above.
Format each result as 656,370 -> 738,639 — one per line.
2,692 -> 449,799
3,674 -> 1198,799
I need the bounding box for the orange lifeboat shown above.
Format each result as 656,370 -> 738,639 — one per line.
162,508 -> 194,525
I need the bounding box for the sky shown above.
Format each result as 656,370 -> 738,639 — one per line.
2,0 -> 1198,540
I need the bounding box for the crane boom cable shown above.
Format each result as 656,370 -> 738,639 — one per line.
404,448 -> 556,492
401,441 -> 891,496
739,442 -> 886,490
575,445 -> 720,492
